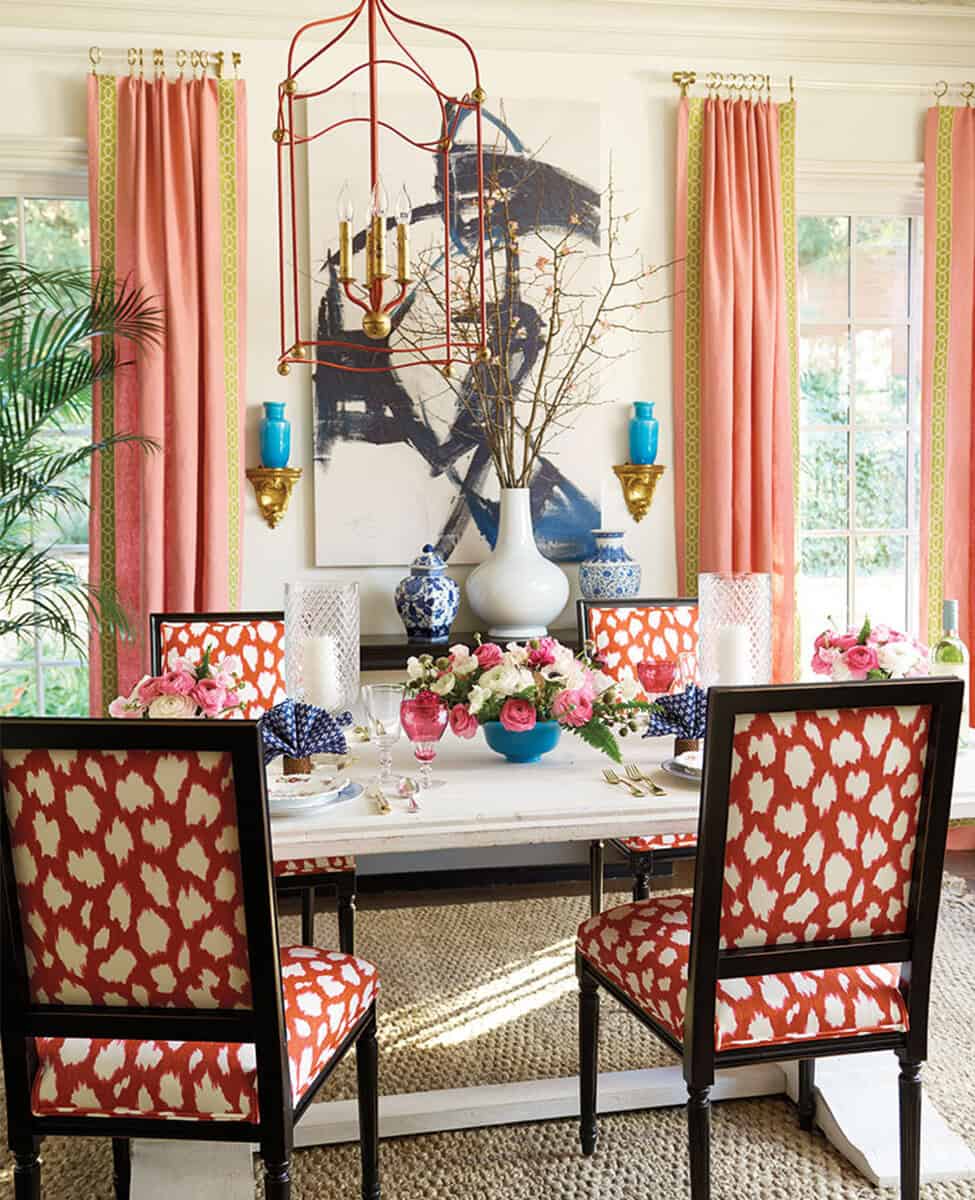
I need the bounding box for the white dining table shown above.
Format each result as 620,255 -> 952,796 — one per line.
131,732 -> 975,1198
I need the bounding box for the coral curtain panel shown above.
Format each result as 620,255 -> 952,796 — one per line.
920,104 -> 975,714
86,73 -> 246,713
673,96 -> 799,682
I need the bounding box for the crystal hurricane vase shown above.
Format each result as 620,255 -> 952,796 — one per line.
697,572 -> 772,687
284,581 -> 360,712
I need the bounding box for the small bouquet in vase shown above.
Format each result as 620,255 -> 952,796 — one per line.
108,649 -> 243,719
811,616 -> 929,682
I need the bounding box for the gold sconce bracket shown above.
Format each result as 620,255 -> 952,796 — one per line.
613,463 -> 666,523
246,466 -> 302,529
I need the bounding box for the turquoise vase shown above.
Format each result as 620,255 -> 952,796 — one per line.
629,401 -> 659,465
260,402 -> 291,469
482,720 -> 561,763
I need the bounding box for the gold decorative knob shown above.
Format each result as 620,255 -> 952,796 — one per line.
363,310 -> 392,340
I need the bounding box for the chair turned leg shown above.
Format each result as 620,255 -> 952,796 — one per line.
897,1054 -> 922,1200
112,1137 -> 131,1200
339,890 -> 357,956
355,1013 -> 381,1200
579,968 -> 600,1156
263,1158 -> 291,1200
589,841 -> 604,917
798,1059 -> 816,1131
687,1085 -> 711,1200
632,870 -> 650,902
300,887 -> 316,946
12,1144 -> 41,1200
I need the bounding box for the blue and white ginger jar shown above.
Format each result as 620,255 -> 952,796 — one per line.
395,544 -> 461,643
578,530 -> 641,600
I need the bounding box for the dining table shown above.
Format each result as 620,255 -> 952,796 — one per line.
130,730 -> 975,1198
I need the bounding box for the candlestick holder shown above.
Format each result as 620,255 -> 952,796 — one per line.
284,581 -> 360,712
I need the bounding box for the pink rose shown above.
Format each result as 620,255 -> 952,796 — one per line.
156,669 -> 197,696
844,644 -> 879,677
810,646 -> 839,676
868,624 -> 904,645
527,637 -> 558,668
449,703 -> 479,739
499,697 -> 537,733
475,642 -> 504,670
136,675 -> 164,705
552,688 -> 594,728
192,677 -> 228,718
223,690 -> 241,712
831,632 -> 859,651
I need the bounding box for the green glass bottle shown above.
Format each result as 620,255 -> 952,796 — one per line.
931,599 -> 969,737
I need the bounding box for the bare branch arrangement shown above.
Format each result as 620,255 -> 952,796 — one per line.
395,146 -> 672,489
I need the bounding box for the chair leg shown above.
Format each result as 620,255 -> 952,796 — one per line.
301,887 -> 316,946
262,1158 -> 291,1200
897,1054 -> 922,1200
632,869 -> 650,902
589,841 -> 604,917
579,967 -> 600,1156
339,889 -> 357,956
798,1059 -> 816,1131
355,1011 -> 381,1200
112,1137 -> 131,1200
687,1085 -> 711,1200
12,1142 -> 41,1200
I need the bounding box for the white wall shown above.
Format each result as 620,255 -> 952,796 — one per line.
1,0 -> 972,633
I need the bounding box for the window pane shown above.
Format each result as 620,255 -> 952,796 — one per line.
799,216 -> 849,323
800,536 -> 848,635
855,430 -> 907,530
854,217 -> 909,321
0,668 -> 37,716
854,326 -> 909,424
32,426 -> 93,548
801,327 -> 850,424
23,198 -> 90,271
37,555 -> 90,660
43,665 -> 89,717
855,535 -> 907,631
0,197 -> 17,250
800,430 -> 848,530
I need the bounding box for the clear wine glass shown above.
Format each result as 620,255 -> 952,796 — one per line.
400,695 -> 449,790
361,683 -> 404,791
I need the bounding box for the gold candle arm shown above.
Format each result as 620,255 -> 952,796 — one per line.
371,213 -> 387,279
364,226 -> 374,286
397,222 -> 410,283
338,219 -> 353,282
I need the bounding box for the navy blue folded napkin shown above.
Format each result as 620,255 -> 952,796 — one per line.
643,685 -> 707,740
258,699 -> 353,765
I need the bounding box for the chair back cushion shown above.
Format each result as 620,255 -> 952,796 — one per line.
0,746 -> 252,1009
157,618 -> 286,719
585,602 -> 698,684
722,704 -> 931,949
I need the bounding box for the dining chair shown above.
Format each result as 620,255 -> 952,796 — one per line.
150,610 -> 356,950
0,717 -> 381,1200
576,676 -> 963,1199
577,598 -> 700,907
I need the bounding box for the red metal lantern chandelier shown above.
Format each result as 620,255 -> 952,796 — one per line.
274,0 -> 490,376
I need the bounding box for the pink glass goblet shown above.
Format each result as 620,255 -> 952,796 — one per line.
637,659 -> 677,701
400,696 -> 449,790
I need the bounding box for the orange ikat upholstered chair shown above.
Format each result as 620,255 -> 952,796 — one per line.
0,718 -> 381,1200
150,611 -> 356,950
578,598 -> 700,906
576,677 -> 963,1200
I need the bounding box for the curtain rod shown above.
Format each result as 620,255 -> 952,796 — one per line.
88,46 -> 241,79
672,70 -> 974,101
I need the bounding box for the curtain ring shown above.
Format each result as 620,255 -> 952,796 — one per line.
89,46 -> 102,75
176,49 -> 188,78
962,81 -> 974,107
232,51 -> 242,78
153,48 -> 165,78
934,80 -> 949,106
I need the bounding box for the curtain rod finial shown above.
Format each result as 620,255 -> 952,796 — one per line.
673,70 -> 696,98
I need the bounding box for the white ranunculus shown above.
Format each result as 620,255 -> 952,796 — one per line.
480,664 -> 533,696
876,641 -> 920,677
406,656 -> 425,681
591,670 -> 615,697
616,672 -> 639,701
503,643 -> 530,667
431,673 -> 456,696
468,684 -> 490,715
831,656 -> 854,682
453,654 -> 479,677
450,644 -> 471,661
147,693 -> 197,719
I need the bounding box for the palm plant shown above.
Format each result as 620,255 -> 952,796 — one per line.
0,246 -> 163,659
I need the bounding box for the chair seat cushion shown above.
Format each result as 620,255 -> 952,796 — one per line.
30,947 -> 378,1123
274,855 -> 356,878
577,896 -> 908,1052
617,833 -> 697,854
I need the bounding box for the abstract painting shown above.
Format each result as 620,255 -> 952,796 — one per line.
308,95 -> 601,567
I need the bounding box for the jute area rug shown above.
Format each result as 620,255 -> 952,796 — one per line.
2,880 -> 974,1200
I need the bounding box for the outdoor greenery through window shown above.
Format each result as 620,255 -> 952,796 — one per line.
797,214 -> 922,662
0,195 -> 92,716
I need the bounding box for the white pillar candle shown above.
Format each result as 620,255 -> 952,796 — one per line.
716,624 -> 751,685
303,634 -> 342,711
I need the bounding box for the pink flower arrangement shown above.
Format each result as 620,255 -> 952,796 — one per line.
811,616 -> 928,682
109,649 -> 242,720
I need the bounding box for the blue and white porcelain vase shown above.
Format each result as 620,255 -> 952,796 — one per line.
395,544 -> 461,643
260,401 -> 291,469
629,401 -> 659,466
578,530 -> 641,600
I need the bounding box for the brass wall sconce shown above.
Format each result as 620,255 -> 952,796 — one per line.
246,466 -> 302,529
613,464 -> 666,523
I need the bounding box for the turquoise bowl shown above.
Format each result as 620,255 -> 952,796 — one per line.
482,720 -> 561,763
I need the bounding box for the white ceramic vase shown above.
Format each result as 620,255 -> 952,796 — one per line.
465,488 -> 569,638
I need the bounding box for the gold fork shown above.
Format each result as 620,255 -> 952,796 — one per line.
602,767 -> 647,797
623,761 -> 666,796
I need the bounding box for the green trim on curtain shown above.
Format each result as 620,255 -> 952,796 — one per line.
96,74 -> 119,703
681,96 -> 705,598
217,79 -> 242,609
926,105 -> 954,648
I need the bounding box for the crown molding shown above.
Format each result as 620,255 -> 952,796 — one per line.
0,135 -> 86,175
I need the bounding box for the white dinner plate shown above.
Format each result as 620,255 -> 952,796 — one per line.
661,756 -> 702,782
269,780 -> 363,818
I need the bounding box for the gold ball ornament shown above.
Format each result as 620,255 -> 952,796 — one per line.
362,310 -> 392,340
471,86 -> 486,104
276,361 -> 291,376
475,346 -> 492,364
272,128 -> 285,144
282,78 -> 298,95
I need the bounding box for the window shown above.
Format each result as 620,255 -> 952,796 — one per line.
0,194 -> 92,716
796,213 -> 922,655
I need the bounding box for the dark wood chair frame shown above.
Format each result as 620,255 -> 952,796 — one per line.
578,677 -> 963,1200
150,609 -> 356,951
0,718 -> 380,1200
577,597 -> 700,907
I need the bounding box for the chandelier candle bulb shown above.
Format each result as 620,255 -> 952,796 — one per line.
397,222 -> 410,282
303,634 -> 342,712
371,214 -> 387,278
338,220 -> 352,281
